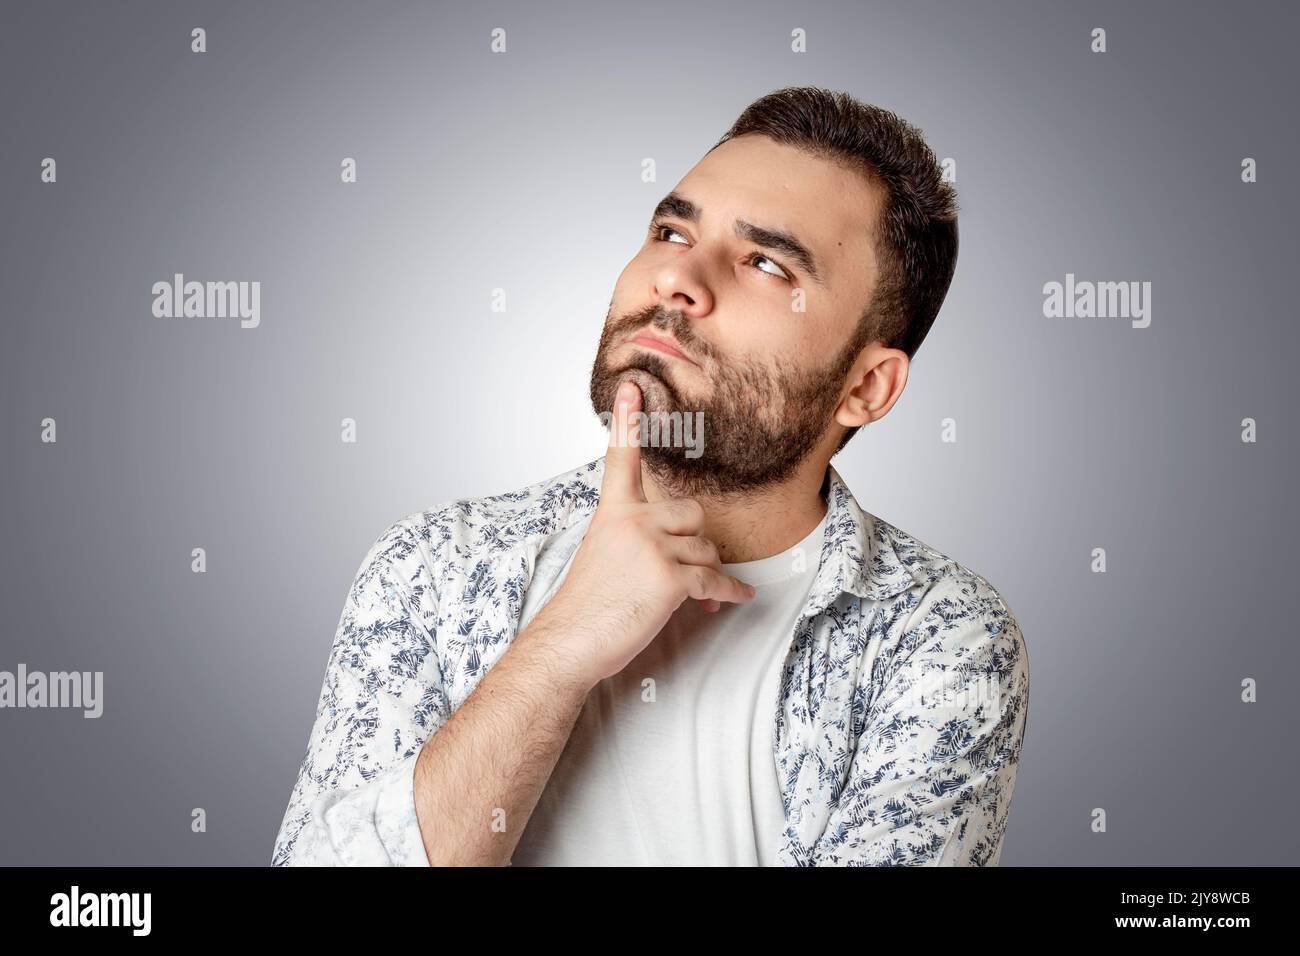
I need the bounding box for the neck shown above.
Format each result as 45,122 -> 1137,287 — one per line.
637,454 -> 832,564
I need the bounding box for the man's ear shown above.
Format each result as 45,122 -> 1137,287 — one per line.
834,347 -> 909,429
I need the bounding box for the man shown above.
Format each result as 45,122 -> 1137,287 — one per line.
272,86 -> 1029,867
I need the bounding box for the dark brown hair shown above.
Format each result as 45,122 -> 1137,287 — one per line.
709,87 -> 959,453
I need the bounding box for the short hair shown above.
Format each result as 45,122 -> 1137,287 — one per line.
708,87 -> 960,453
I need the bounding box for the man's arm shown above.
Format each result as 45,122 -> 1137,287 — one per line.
271,520 -> 596,867
273,380 -> 755,865
810,590 -> 1030,866
409,606 -> 595,865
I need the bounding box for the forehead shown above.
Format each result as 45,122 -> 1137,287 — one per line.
674,133 -> 882,290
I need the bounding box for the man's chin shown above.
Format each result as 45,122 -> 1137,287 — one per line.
598,366 -> 689,414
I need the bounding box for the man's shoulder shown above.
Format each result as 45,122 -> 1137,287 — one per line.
366,458 -> 604,575
852,515 -> 1029,737
867,513 -> 1025,653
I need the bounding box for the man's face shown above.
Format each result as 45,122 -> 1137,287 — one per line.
588,133 -> 884,497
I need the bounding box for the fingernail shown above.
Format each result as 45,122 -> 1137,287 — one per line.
746,584 -> 757,597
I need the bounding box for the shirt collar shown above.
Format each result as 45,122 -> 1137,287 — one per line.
811,459 -> 919,606
506,456 -> 920,609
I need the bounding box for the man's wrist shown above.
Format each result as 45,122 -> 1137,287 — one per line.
513,599 -> 599,697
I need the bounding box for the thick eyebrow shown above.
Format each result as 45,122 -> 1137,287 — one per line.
650,191 -> 826,285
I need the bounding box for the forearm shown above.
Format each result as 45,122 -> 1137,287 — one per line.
411,606 -> 595,866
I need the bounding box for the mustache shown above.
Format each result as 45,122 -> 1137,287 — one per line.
613,306 -> 709,359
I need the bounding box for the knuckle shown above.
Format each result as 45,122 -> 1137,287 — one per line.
650,557 -> 678,591
626,508 -> 654,534
647,536 -> 671,562
673,498 -> 704,527
692,566 -> 710,595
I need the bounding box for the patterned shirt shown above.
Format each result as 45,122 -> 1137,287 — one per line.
272,456 -> 1030,866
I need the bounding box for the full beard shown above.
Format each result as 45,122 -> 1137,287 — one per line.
587,311 -> 849,500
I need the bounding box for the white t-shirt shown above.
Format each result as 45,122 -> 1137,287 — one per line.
510,509 -> 828,866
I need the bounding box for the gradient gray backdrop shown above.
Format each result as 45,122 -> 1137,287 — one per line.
1,0 -> 1296,865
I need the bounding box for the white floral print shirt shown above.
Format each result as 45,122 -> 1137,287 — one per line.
272,456 -> 1029,866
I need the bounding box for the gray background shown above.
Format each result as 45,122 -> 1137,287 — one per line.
1,0 -> 1295,865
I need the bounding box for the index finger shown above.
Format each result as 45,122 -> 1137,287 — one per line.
601,379 -> 646,504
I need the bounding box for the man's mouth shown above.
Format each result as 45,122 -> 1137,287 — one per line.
631,333 -> 695,365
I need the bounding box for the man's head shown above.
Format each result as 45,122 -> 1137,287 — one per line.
589,86 -> 959,498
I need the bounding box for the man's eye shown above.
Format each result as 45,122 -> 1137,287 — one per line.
652,223 -> 689,245
651,221 -> 791,282
746,253 -> 791,282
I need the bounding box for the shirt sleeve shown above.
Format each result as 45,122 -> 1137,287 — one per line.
271,519 -> 451,866
811,592 -> 1030,866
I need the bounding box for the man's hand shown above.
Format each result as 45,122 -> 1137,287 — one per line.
540,379 -> 758,685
